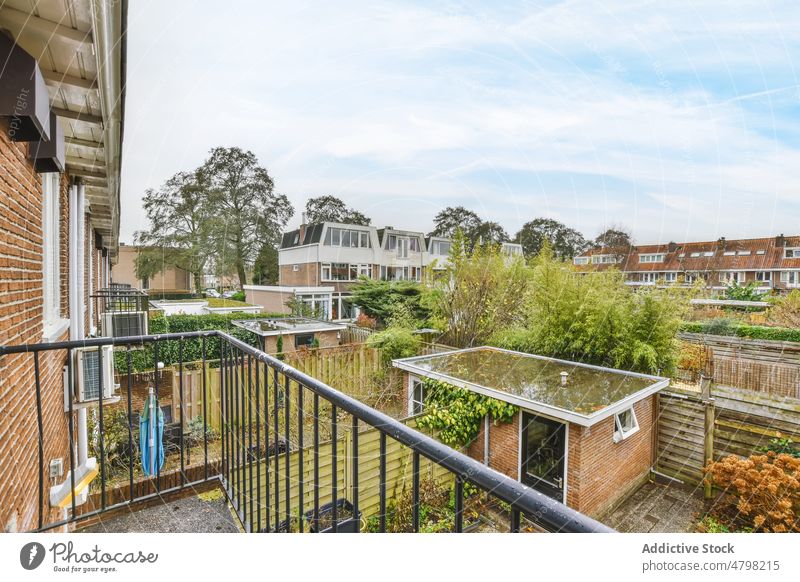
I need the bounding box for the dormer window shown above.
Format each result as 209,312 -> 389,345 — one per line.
785,248 -> 800,259
639,253 -> 665,263
573,257 -> 590,265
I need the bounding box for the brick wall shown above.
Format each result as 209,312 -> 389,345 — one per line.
567,396 -> 655,517
466,412 -> 520,478
279,263 -> 319,286
0,118 -> 73,531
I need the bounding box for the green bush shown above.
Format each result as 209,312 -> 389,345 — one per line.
366,327 -> 421,362
231,290 -> 246,302
679,321 -> 800,343
114,311 -> 282,373
350,278 -> 429,325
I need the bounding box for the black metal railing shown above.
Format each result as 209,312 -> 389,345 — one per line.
0,331 -> 612,533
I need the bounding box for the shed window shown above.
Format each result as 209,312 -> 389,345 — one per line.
294,333 -> 315,348
613,407 -> 639,442
410,378 -> 424,415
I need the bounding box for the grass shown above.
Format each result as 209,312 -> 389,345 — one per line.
204,298 -> 254,308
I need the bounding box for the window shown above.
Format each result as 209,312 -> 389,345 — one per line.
42,173 -> 65,338
737,250 -> 751,256
295,333 -> 315,348
756,272 -> 771,285
678,253 -> 686,258
291,232 -> 299,245
432,240 -> 451,255
690,252 -> 701,258
591,254 -> 618,264
703,251 -> 714,257
573,257 -> 589,265
780,271 -> 800,286
324,227 -> 370,248
785,248 -> 800,259
756,250 -> 766,255
409,378 -> 424,415
723,251 -> 736,256
409,237 -> 419,252
664,272 -> 677,283
292,264 -> 300,272
397,238 -> 409,258
640,272 -> 658,283
639,253 -> 665,263
719,272 -> 745,284
613,407 -> 639,442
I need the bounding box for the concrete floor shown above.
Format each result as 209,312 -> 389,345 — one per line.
603,481 -> 707,533
79,488 -> 241,533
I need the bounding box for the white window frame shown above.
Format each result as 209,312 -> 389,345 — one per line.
784,248 -> 800,259
408,375 -> 425,415
573,257 -> 589,265
664,272 -> 677,283
292,264 -> 300,272
703,251 -> 714,257
613,407 -> 639,443
737,250 -> 751,256
591,254 -> 618,265
755,271 -> 771,284
780,271 -> 800,286
42,173 -> 68,340
639,253 -> 665,263
719,271 -> 745,284
690,252 -> 701,258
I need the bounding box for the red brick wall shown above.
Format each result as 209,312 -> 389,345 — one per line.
0,118 -> 74,532
567,396 -> 655,517
466,413 -> 520,478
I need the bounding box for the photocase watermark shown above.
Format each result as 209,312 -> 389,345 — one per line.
19,542 -> 46,570
18,541 -> 159,574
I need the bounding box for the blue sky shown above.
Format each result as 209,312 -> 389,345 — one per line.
120,0 -> 800,245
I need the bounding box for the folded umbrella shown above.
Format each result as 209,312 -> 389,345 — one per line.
139,391 -> 164,476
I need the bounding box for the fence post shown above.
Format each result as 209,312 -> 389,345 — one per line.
700,374 -> 715,499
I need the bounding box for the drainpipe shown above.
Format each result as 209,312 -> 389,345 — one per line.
69,181 -> 88,465
483,414 -> 490,465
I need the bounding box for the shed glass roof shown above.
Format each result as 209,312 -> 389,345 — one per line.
393,347 -> 668,425
232,317 -> 345,337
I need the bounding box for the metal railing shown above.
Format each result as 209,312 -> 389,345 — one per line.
91,287 -> 151,335
0,331 -> 612,533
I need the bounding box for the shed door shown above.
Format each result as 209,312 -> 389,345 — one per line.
521,412 -> 566,501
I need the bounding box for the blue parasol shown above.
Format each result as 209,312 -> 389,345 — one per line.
139,389 -> 164,476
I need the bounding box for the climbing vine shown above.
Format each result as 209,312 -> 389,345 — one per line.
415,378 -> 518,448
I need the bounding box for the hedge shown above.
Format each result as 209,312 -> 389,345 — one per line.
114,311 -> 283,373
679,321 -> 800,343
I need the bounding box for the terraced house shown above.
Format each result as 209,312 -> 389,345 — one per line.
574,234 -> 800,293
0,0 -> 125,532
244,216 -> 522,320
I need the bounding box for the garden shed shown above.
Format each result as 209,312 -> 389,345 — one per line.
393,347 -> 669,517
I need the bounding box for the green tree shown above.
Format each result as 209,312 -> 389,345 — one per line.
134,170 -> 213,294
252,242 -> 279,285
593,226 -> 633,260
514,217 -> 586,259
473,221 -> 509,245
349,278 -> 428,325
305,195 -> 371,225
428,206 -> 483,242
423,230 -> 529,348
201,147 -> 294,286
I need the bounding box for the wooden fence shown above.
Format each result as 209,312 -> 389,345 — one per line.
679,332 -> 800,398
171,343 -> 396,431
240,418 -> 453,530
340,324 -> 373,344
655,382 -> 800,489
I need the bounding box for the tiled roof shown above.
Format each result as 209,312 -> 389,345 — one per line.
577,235 -> 800,273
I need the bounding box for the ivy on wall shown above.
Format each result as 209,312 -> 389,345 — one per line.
415,378 -> 518,448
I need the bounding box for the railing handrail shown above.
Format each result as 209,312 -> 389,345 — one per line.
0,329 -> 613,533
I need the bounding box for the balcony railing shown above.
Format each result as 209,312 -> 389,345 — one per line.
0,330 -> 612,533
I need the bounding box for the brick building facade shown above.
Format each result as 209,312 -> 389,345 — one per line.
0,1 -> 125,532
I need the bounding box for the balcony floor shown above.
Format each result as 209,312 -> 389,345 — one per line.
78,488 -> 241,533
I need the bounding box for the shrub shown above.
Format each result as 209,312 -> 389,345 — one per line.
416,378 -> 517,448
367,327 -> 421,362
679,321 -> 800,343
350,278 -> 429,325
760,437 -> 800,459
114,311 -> 282,373
676,342 -> 709,378
354,312 -> 378,329
768,290 -> 800,328
231,290 -> 245,302
705,453 -> 800,532
696,516 -> 730,533
724,281 -> 765,302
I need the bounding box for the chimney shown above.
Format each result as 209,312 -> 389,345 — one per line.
776,234 -> 786,247
718,237 -> 726,250
668,241 -> 677,253
299,212 -> 307,243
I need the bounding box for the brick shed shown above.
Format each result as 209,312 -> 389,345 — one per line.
394,347 -> 669,518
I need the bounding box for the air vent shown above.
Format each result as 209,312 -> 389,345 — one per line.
28,111 -> 65,172
0,33 -> 51,142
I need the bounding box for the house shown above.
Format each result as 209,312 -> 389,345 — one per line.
393,347 -> 669,518
111,243 -> 193,292
231,317 -> 346,354
574,235 -> 800,293
0,0 -> 125,532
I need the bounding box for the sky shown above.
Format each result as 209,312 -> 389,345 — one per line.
120,0 -> 800,246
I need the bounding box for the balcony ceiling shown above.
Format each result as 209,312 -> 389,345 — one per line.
0,0 -> 126,259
